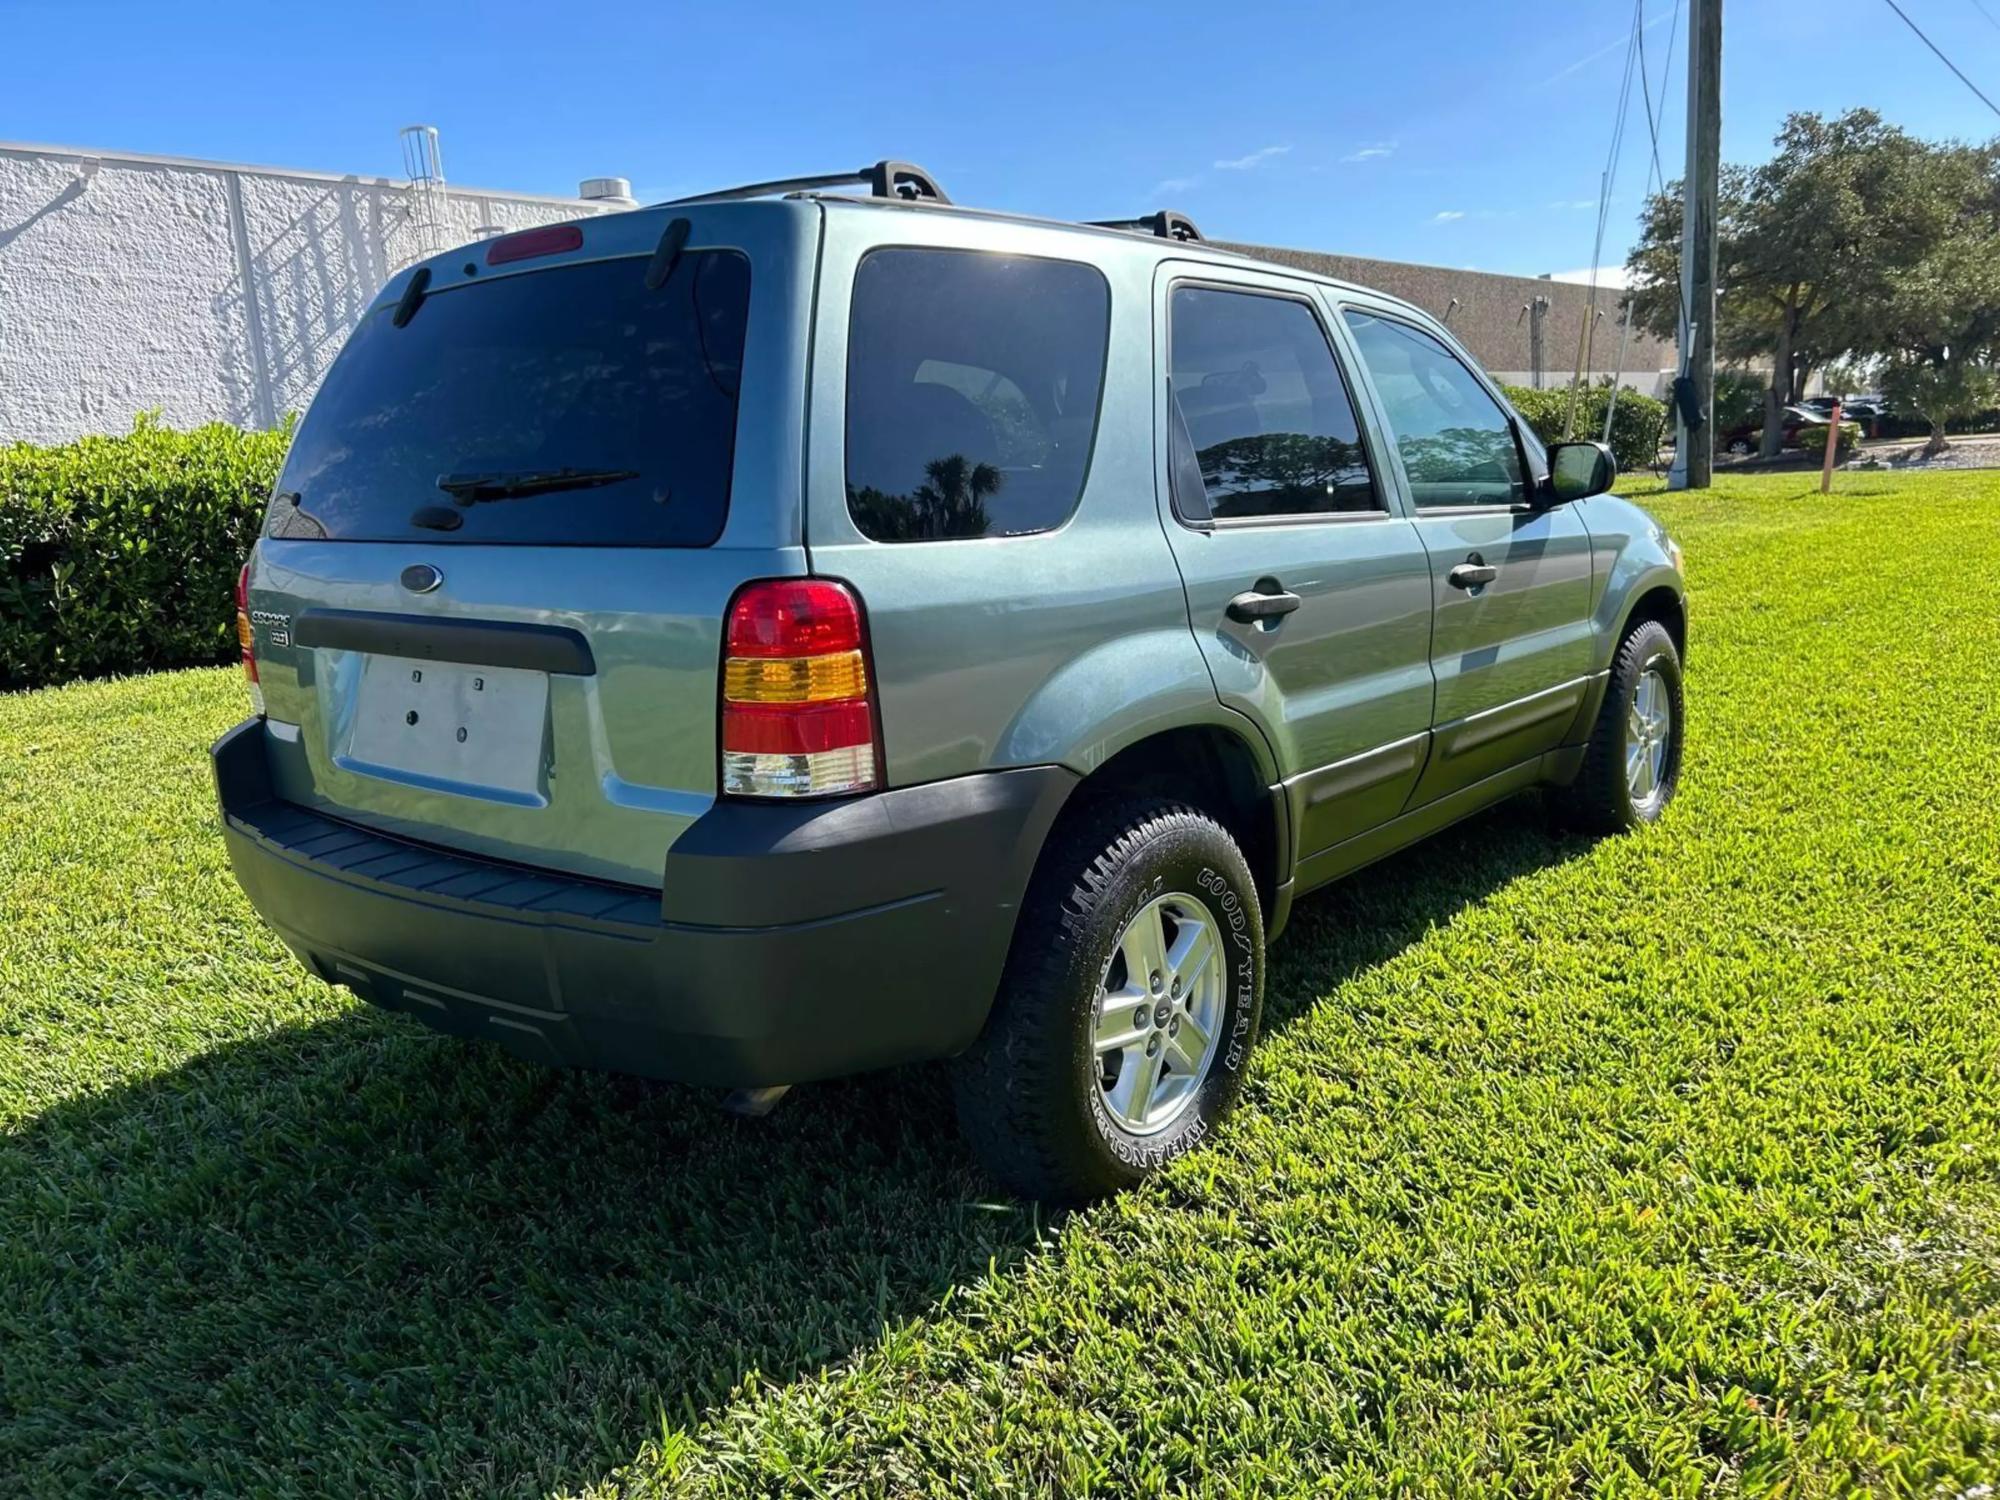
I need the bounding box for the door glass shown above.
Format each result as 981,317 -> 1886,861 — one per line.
1167,286 -> 1380,520
1344,312 -> 1526,508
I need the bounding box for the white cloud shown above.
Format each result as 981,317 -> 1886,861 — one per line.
1431,210 -> 1467,223
1213,144 -> 1291,171
1342,142 -> 1395,163
1152,175 -> 1200,196
1546,264 -> 1635,288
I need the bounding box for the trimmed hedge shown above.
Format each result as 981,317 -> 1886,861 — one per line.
1501,382 -> 1669,474
1,416 -> 290,691
1785,419 -> 1863,454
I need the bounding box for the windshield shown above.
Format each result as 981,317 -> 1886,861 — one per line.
265,250 -> 750,546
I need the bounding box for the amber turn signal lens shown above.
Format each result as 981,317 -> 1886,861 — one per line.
723,650 -> 867,704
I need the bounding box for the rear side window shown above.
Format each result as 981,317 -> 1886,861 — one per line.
265,251 -> 750,546
844,249 -> 1109,542
1168,286 -> 1380,520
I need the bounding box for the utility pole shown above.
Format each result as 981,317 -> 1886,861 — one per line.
1670,0 -> 1721,490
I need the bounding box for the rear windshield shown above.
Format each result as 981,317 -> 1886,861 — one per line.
265,250 -> 750,547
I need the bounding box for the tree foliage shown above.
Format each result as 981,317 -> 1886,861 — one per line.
1625,110 -> 2000,456
846,453 -> 1001,541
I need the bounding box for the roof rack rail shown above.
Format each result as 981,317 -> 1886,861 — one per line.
665,159 -> 951,207
1086,210 -> 1204,243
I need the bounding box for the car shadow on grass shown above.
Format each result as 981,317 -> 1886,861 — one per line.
1,795 -> 1590,1497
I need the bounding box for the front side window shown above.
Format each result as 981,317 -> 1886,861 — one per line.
1167,285 -> 1379,521
844,249 -> 1109,542
1343,312 -> 1526,508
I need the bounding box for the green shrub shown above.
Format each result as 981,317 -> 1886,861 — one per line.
1712,370 -> 1767,434
1500,381 -> 1668,474
1784,419 -> 1862,453
0,415 -> 290,691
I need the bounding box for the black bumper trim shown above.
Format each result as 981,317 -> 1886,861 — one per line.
212,719 -> 1076,1086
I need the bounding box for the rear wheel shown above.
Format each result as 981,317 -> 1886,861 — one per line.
952,798 -> 1264,1201
1555,618 -> 1684,833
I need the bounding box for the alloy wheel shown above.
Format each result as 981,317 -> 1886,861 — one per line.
1627,665 -> 1674,807
1092,893 -> 1227,1135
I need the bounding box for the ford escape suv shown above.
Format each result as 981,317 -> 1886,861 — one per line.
216,161 -> 1686,1201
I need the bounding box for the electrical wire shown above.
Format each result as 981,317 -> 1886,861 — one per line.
1637,0 -> 1694,356
1638,0 -> 1682,204
1969,0 -> 2000,37
1564,0 -> 1645,437
1882,0 -> 2000,120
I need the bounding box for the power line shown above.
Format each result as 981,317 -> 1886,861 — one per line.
1637,0 -> 1693,353
1969,0 -> 2000,37
1638,0 -> 1683,199
1564,0 -> 1646,435
1882,0 -> 2000,120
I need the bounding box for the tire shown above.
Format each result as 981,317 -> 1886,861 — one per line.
1554,618 -> 1684,834
951,798 -> 1265,1202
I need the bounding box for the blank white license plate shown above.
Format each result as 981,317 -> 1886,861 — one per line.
345,654 -> 550,799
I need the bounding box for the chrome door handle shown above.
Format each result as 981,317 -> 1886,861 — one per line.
1448,562 -> 1498,589
1226,589 -> 1302,623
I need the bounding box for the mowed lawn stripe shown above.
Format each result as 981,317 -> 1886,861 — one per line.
1,473 -> 1995,1497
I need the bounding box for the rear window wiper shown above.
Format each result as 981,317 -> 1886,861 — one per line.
434,467 -> 640,503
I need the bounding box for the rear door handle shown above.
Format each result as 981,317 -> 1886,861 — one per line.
1225,588 -> 1303,623
1448,562 -> 1498,590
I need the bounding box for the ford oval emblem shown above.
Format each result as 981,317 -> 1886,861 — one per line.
401,563 -> 443,594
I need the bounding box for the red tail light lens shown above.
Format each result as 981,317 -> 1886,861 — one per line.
720,579 -> 879,798
725,579 -> 866,657
236,560 -> 264,716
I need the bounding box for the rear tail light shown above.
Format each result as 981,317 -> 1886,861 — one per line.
721,579 -> 880,798
235,561 -> 264,716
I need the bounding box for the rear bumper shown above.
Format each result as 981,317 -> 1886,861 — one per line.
213,718 -> 1075,1087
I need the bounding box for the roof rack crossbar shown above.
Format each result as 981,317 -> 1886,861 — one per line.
1086,210 -> 1204,243
665,159 -> 951,207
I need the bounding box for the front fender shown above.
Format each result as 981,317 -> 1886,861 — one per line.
1578,495 -> 1686,671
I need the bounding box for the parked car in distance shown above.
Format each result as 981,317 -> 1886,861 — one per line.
1803,394 -> 1888,420
216,162 -> 1687,1200
1722,403 -> 1826,455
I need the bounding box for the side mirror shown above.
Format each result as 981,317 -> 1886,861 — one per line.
1547,440 -> 1617,503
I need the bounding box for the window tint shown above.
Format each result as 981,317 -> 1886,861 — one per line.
266,252 -> 750,546
1343,312 -> 1526,508
845,249 -> 1109,542
1167,286 -> 1379,521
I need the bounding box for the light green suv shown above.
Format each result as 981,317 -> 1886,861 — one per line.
216,161 -> 1686,1200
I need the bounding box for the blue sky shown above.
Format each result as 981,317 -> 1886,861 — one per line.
4,0 -> 1997,280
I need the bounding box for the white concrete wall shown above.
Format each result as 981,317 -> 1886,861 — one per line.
0,143 -> 616,444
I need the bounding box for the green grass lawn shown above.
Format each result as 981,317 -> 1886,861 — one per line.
3,472 -> 1997,1497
